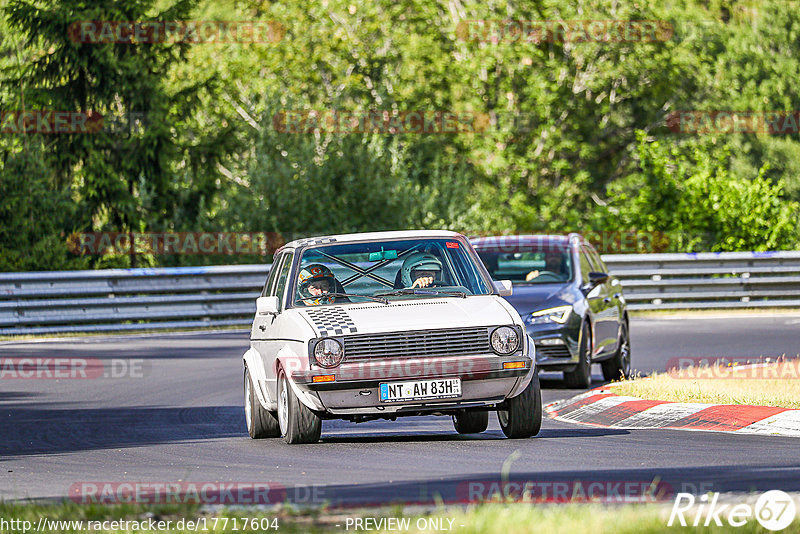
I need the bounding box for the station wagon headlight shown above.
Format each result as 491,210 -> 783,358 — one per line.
529,305 -> 572,325
491,326 -> 520,355
313,338 -> 344,368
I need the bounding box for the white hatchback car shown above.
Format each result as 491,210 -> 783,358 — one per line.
242,230 -> 541,443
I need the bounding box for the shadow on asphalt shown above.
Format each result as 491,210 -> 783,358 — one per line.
0,405 -> 246,457
0,391 -> 39,401
318,426 -> 630,444
535,427 -> 629,438
299,464 -> 800,507
320,432 -> 504,444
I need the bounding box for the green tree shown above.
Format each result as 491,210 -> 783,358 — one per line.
600,132 -> 799,252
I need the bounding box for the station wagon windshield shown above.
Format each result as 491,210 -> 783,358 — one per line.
476,244 -> 574,284
293,238 -> 491,306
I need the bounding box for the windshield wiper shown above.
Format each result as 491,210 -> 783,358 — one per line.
295,292 -> 388,304
374,288 -> 468,299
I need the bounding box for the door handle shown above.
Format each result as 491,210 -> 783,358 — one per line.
613,293 -> 621,299
603,297 -> 611,304
259,324 -> 267,331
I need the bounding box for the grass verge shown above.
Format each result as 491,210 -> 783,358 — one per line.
613,360 -> 800,408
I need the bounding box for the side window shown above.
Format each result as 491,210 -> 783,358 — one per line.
586,245 -> 606,273
261,254 -> 284,297
578,248 -> 593,284
272,252 -> 294,309
582,245 -> 600,273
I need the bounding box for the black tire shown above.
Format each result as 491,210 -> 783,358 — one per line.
564,322 -> 592,389
244,367 -> 281,439
602,319 -> 632,381
498,374 -> 542,439
277,370 -> 322,444
452,410 -> 489,434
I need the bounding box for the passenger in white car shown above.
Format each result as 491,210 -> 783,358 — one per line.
399,252 -> 444,288
297,264 -> 338,306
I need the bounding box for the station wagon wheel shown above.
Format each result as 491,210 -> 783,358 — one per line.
601,320 -> 632,381
277,369 -> 322,444
452,410 -> 489,434
498,374 -> 542,439
244,367 -> 280,439
563,322 -> 592,389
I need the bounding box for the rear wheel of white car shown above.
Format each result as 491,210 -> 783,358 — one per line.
563,322 -> 592,389
452,410 -> 489,434
498,374 -> 542,439
244,367 -> 280,439
277,370 -> 322,444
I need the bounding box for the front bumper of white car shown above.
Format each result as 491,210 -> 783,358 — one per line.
292,346 -> 534,415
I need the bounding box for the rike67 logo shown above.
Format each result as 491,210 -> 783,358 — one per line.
669,490 -> 797,531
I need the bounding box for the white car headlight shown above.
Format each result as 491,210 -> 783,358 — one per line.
313,338 -> 344,368
529,305 -> 572,325
491,326 -> 520,355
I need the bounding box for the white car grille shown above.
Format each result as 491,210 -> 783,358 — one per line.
343,327 -> 491,360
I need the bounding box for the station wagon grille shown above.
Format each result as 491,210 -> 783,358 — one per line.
536,345 -> 572,359
343,327 -> 491,360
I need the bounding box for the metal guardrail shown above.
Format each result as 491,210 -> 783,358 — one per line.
1,251 -> 799,335
0,265 -> 269,335
602,251 -> 800,311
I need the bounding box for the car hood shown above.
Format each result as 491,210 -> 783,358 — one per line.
297,295 -> 518,337
502,283 -> 574,314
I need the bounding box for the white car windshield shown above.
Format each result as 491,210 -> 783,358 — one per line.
293,238 -> 491,306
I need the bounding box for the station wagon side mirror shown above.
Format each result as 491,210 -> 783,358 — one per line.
256,296 -> 280,315
494,280 -> 513,297
581,272 -> 609,294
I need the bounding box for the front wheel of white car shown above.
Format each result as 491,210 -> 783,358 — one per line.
277,370 -> 322,444
244,367 -> 280,439
498,374 -> 542,439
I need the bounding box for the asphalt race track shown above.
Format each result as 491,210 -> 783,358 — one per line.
2,315 -> 799,506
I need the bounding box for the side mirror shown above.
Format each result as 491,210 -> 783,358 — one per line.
581,272 -> 609,294
494,280 -> 513,297
589,272 -> 609,285
256,296 -> 280,315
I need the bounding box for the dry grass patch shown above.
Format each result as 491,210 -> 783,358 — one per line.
612,359 -> 800,408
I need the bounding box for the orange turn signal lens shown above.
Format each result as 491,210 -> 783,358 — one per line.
503,361 -> 526,369
312,374 -> 335,383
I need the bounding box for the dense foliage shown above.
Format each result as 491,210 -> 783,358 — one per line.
1,0 -> 798,270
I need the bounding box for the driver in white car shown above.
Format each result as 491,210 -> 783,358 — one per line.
400,252 -> 444,288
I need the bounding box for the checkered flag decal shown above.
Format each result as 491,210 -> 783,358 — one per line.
304,307 -> 359,337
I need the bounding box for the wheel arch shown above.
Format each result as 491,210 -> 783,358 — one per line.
275,352 -> 326,413
582,314 -> 595,357
243,348 -> 273,410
